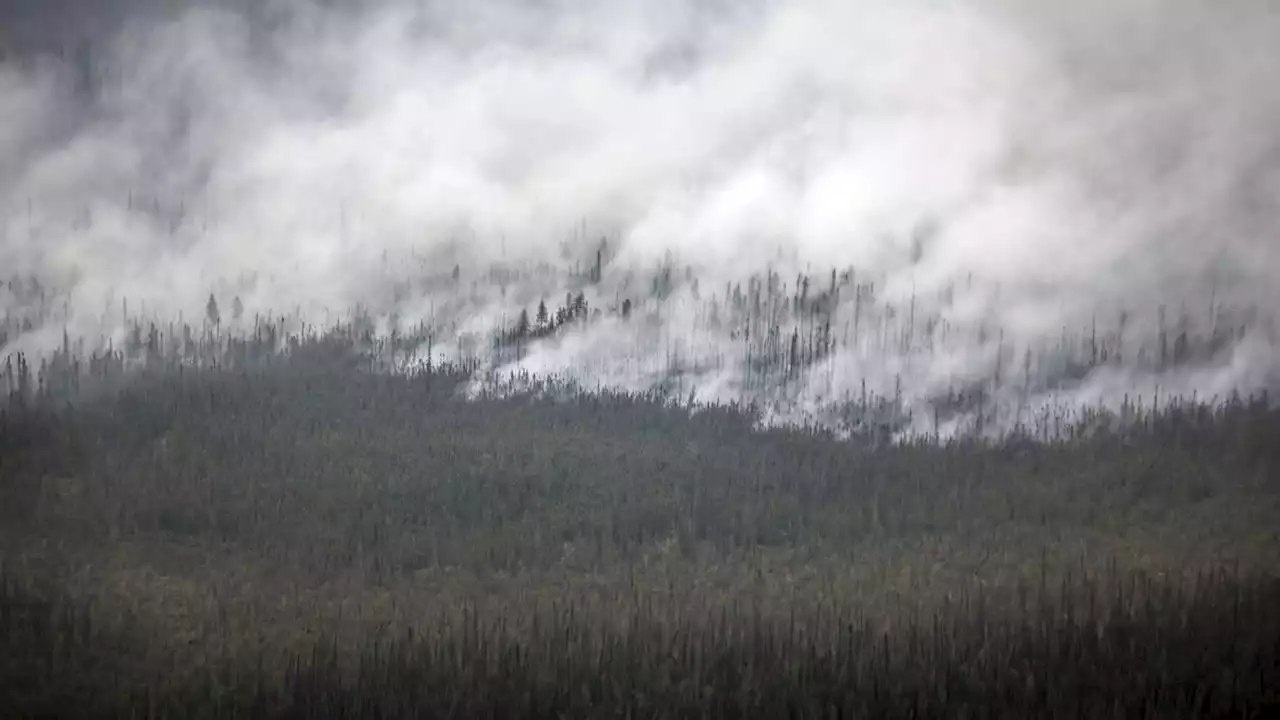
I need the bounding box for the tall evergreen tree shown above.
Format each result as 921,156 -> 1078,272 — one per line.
517,308 -> 530,338
206,294 -> 220,327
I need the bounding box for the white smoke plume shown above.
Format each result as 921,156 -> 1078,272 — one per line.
2,0 -> 1277,431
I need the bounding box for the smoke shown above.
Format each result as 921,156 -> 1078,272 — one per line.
2,0 -> 1278,428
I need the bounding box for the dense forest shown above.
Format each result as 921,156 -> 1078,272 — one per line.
1,301 -> 1278,716
3,4 -> 1279,714
4,246 -> 1273,438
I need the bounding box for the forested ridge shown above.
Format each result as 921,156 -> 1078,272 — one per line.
5,0 -> 1280,714
1,328 -> 1277,718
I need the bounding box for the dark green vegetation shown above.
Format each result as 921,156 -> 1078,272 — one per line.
1,334 -> 1279,718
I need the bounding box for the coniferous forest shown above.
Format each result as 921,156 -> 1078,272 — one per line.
3,1 -> 1280,716
1,262 -> 1278,718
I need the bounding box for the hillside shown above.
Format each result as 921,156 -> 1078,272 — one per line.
1,334 -> 1277,717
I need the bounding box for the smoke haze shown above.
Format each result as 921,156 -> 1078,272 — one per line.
2,0 -> 1278,429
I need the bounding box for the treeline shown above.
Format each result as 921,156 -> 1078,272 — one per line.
3,253 -> 1275,440
0,334 -> 1277,716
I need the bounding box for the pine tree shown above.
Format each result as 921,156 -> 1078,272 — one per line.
206,294 -> 220,327
517,308 -> 530,338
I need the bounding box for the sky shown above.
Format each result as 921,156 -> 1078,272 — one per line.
2,0 -> 1277,429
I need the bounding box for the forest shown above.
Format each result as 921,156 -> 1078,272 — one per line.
1,264 -> 1278,718
3,1 -> 1280,714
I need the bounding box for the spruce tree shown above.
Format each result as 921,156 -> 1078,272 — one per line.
206,293 -> 220,327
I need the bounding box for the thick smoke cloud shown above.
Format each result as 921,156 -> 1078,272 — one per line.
2,0 -> 1277,429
